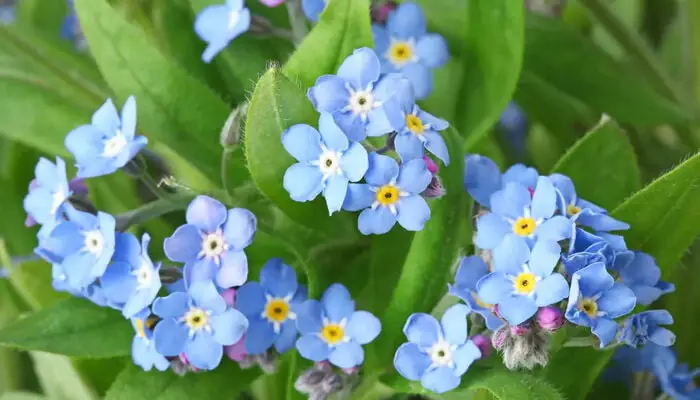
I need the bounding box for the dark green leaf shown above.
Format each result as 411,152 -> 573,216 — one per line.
403,0 -> 467,51
0,298 -> 131,358
551,117 -> 640,209
16,0 -> 69,39
283,0 -> 373,89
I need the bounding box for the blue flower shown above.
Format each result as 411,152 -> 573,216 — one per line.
235,258 -> 308,355
152,281 -> 248,370
61,1 -> 87,52
37,205 -> 116,289
100,232 -> 162,318
0,1 -> 16,24
130,308 -> 170,372
474,177 -> 573,250
549,173 -> 629,234
302,0 -> 326,21
384,78 -> 450,165
282,114 -> 369,215
23,157 -> 71,228
565,262 -> 636,347
164,195 -> 256,289
65,96 -> 147,178
372,2 -> 449,99
308,47 -> 401,141
448,256 -> 503,330
295,283 -> 380,368
562,229 -> 634,275
393,304 -> 481,394
497,102 -> 529,158
620,344 -> 700,399
463,154 -> 539,209
619,310 -> 675,348
194,0 -> 251,63
618,251 -> 675,306
476,238 -> 568,325
342,153 -> 432,235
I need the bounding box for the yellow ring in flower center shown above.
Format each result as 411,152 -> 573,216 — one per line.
566,204 -> 581,216
389,42 -> 413,64
184,308 -> 208,331
405,114 -> 424,135
135,318 -> 147,339
578,298 -> 598,318
321,324 -> 345,345
514,272 -> 536,295
376,185 -> 400,206
512,216 -> 536,236
264,299 -> 290,323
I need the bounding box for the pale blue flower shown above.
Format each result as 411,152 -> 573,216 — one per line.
619,310 -> 675,348
463,154 -> 539,208
131,308 -> 170,372
302,0 -> 326,21
194,0 -> 251,62
23,157 -> 71,227
448,256 -> 503,330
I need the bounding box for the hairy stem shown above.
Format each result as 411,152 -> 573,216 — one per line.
285,0 -> 309,46
115,192 -> 194,231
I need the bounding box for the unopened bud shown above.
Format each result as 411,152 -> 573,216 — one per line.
221,288 -> 237,307
237,354 -> 256,369
295,367 -> 328,394
471,334 -> 492,358
25,214 -> 37,228
422,176 -> 446,199
320,373 -> 343,394
370,1 -> 398,24
501,325 -> 550,370
170,358 -> 189,376
423,156 -> 439,175
537,306 -> 564,332
511,324 -> 530,336
224,335 -> 246,362
220,102 -> 248,148
492,326 -> 508,350
255,350 -> 277,374
178,353 -> 199,373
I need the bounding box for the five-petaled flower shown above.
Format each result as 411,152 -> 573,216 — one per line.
153,281 -> 249,370
476,238 -> 569,326
194,0 -> 251,63
301,0 -> 326,21
372,2 -> 449,99
448,256 -> 503,330
130,308 -> 170,372
565,262 -> 636,347
464,154 -> 539,208
164,195 -> 256,289
282,114 -> 369,215
308,47 -> 402,141
23,157 -> 71,233
235,258 -> 308,355
394,304 -> 481,394
619,310 -> 675,348
295,283 -> 381,368
65,96 -> 147,178
342,153 -> 432,235
617,251 -> 675,306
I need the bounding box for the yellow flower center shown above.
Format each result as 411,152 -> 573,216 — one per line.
264,299 -> 290,323
405,114 -> 424,135
578,298 -> 598,318
512,217 -> 536,236
184,308 -> 209,331
566,204 -> 581,216
135,318 -> 147,338
321,324 -> 345,345
389,42 -> 413,64
471,291 -> 493,309
514,272 -> 537,295
376,185 -> 400,206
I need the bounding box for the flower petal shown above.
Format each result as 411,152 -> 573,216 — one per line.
321,283 -> 355,322
189,281 -> 227,314
358,206 -> 397,235
476,273 -> 512,305
423,130 -> 450,166
474,213 -> 510,249
365,152 -> 399,187
492,235 -> 531,276
185,332 -> 223,370
323,174 -> 349,215
235,282 -> 266,316
464,154 -> 502,208
283,163 -> 324,202
597,282 -> 636,318
301,0 -> 326,22
440,304 -> 469,345
490,182 -> 531,220
275,320 -> 299,354
591,318 -> 619,348
346,311 -> 381,345
452,341 -> 481,376
420,366 -> 460,394
333,110 -> 366,142
91,98 -> 120,133
329,341 -> 364,368
403,313 -> 440,347
210,308 -> 248,346
396,195 -> 431,231
295,299 -> 324,334
260,258 -> 298,298
120,96 -> 137,139
499,294 -> 538,326
296,334 -> 330,361
340,142 -> 369,182
152,292 -> 188,319
186,196 -> 227,232
342,183 -> 375,211
548,173 -> 576,206
281,124 -> 323,162
573,262 -> 614,297
536,215 -> 573,242
153,318 -> 188,356
222,208 -> 256,251
531,177 -> 558,220
308,75 -> 348,113
201,39 -> 230,63
453,256 -> 489,290
365,106 -> 395,137
503,164 -> 539,189
394,342 -> 430,380
318,112 -> 349,152
337,47 -> 381,90
194,5 -> 232,43
387,2 -> 427,39
401,62 -> 432,100
416,34 -> 449,68
184,259 -> 216,287
243,316 -> 277,355
64,125 -> 104,164
534,273 -> 569,307
217,250 -> 248,288
163,224 -> 201,263
395,132 -> 425,163
528,239 -> 562,277
397,158 -> 432,194
649,327 -> 676,347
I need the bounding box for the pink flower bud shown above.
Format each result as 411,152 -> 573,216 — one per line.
224,335 -> 247,361
221,288 -> 237,307
179,353 -> 199,372
536,306 -> 564,332
510,324 -> 530,336
422,156 -> 439,175
422,176 -> 446,199
491,329 -> 506,350
259,0 -> 285,7
25,214 -> 37,228
471,334 -> 491,358
370,1 -> 397,23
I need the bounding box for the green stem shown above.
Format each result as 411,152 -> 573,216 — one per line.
285,0 -> 309,46
115,192 -> 194,231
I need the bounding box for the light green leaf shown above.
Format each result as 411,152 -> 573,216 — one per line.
30,352 -> 99,400
403,0 -> 467,50
16,0 -> 69,39
421,57 -> 465,126
0,298 -> 131,358
459,370 -> 564,400
551,117 -> 640,209
105,363 -> 261,400
367,129 -> 469,370
0,393 -> 47,400
73,0 -> 228,185
244,67 -> 356,236
0,280 -> 25,393
283,0 -> 373,89
461,0 -> 525,147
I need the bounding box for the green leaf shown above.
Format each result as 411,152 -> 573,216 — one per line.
73,0 -> 228,185
0,393 -> 47,400
459,370 -> 564,400
29,352 -> 99,400
421,57 -> 464,126
545,347 -> 614,400
283,0 -> 373,89
0,280 -> 25,393
367,129 -> 469,370
0,298 -> 132,358
403,0 -> 467,51
551,117 -> 640,209
244,67 -> 356,236
16,0 -> 69,38
105,363 -> 261,400
461,0 -> 525,147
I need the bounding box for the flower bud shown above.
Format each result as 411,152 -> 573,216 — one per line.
422,176 -> 446,199
537,306 -> 564,332
510,324 -> 530,336
371,1 -> 398,24
471,334 -> 492,358
178,353 -> 199,373
491,327 -> 508,350
423,155 -> 439,175
224,335 -> 246,362
320,373 -> 343,394
220,102 -> 248,149
255,350 -> 278,374
221,288 -> 237,307
295,366 -> 328,394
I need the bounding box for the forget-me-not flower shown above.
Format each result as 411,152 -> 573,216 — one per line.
164,195 -> 256,289
617,251 -> 675,306
372,2 -> 449,99
464,154 -> 539,208
235,258 -> 308,355
65,96 -> 147,178
497,102 -> 529,158
0,0 -> 15,24
100,232 -> 162,318
153,281 -> 249,370
384,78 -> 450,165
393,304 -> 481,394
37,205 -> 115,289
194,0 -> 251,63
23,157 -> 71,229
562,229 -> 634,274
619,310 -> 675,348
477,237 -> 569,326
131,308 -> 170,372
295,283 -> 381,368
475,177 -> 573,250
61,1 -> 87,51
282,113 -> 369,215
448,256 -> 503,330
308,47 -> 401,141
565,262 -> 636,347
342,153 -> 432,235
645,344 -> 700,399
302,0 -> 326,21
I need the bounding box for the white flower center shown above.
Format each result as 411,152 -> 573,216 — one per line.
348,90 -> 375,116
316,146 -> 343,181
181,307 -> 212,337
83,230 -> 105,256
199,230 -> 228,264
50,186 -> 67,215
103,131 -> 128,157
133,259 -> 153,288
429,339 -> 456,367
228,10 -> 240,30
